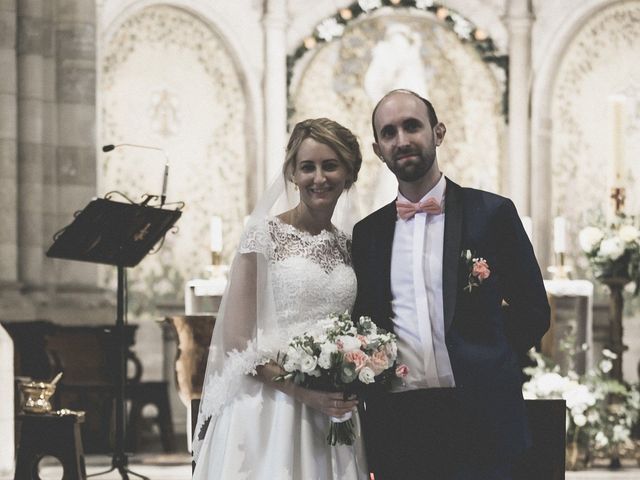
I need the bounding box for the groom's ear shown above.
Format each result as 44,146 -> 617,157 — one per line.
372,142 -> 383,162
434,122 -> 446,146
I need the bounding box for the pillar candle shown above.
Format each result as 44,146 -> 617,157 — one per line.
553,216 -> 566,254
210,216 -> 223,253
609,95 -> 627,184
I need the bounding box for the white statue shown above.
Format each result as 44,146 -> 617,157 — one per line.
364,22 -> 434,210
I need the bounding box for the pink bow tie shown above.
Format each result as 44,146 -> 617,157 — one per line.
396,197 -> 443,220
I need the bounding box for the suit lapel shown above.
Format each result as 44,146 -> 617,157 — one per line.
443,178 -> 463,331
376,201 -> 397,332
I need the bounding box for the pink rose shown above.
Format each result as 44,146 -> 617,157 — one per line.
472,259 -> 490,281
367,350 -> 389,376
357,335 -> 368,347
395,364 -> 409,379
344,350 -> 368,372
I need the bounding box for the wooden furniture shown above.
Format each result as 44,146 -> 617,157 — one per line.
45,324 -> 175,453
14,413 -> 87,480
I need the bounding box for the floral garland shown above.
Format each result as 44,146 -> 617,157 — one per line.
287,0 -> 507,112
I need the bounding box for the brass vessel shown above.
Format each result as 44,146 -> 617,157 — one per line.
19,381 -> 56,413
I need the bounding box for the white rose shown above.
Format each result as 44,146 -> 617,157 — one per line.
578,227 -> 604,252
337,335 -> 362,353
300,354 -> 318,373
563,384 -> 596,411
599,359 -> 613,373
597,236 -> 625,260
612,425 -> 630,443
572,413 -> 587,427
619,225 -> 639,243
535,372 -> 569,396
358,366 -> 376,384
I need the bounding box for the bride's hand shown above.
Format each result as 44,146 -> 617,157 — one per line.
295,388 -> 358,418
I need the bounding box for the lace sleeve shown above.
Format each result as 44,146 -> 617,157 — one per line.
238,219 -> 272,256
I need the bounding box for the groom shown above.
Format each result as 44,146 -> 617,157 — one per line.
352,89 -> 550,479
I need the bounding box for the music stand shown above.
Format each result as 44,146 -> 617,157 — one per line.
47,196 -> 182,480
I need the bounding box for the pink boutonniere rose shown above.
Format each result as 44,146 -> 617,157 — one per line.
461,249 -> 491,292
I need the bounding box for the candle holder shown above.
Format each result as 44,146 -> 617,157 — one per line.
610,186 -> 625,215
548,252 -> 572,280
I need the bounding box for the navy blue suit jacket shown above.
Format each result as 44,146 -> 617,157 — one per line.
352,177 -> 550,461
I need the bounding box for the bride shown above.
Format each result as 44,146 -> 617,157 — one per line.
192,118 -> 368,479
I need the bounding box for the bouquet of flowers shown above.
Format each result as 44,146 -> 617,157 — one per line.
274,312 -> 408,445
578,212 -> 640,295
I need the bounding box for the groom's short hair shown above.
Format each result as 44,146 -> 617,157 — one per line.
371,89 -> 439,142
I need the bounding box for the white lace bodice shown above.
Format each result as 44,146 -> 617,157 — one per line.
240,217 -> 356,332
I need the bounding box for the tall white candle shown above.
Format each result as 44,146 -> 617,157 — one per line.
521,216 -> 533,242
210,216 -> 223,253
609,95 -> 627,184
553,216 -> 566,254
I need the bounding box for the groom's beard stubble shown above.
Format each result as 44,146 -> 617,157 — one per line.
388,147 -> 435,183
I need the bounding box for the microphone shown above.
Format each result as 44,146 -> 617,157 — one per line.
102,143 -> 170,207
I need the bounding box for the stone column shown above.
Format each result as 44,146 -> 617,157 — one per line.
506,0 -> 533,215
531,115 -> 553,271
0,1 -> 18,285
17,0 -> 45,287
52,0 -> 97,286
263,0 -> 288,185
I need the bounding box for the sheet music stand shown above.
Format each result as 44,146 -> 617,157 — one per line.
47,196 -> 182,480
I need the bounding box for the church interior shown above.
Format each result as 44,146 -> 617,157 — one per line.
1,0 -> 640,478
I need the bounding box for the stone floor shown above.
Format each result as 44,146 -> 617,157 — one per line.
25,454 -> 640,480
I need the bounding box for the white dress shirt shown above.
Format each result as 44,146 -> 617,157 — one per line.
390,174 -> 455,390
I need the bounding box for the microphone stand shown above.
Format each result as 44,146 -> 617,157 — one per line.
48,191 -> 183,479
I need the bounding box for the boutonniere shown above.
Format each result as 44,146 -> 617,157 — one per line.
461,249 -> 491,292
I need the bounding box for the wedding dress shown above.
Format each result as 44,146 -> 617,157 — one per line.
192,216 -> 368,480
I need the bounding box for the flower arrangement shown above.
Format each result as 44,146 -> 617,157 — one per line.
460,249 -> 491,292
523,349 -> 640,468
578,212 -> 640,295
275,312 -> 407,445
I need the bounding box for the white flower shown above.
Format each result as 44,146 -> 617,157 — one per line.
599,359 -> 613,373
415,0 -> 434,9
598,236 -> 626,260
594,431 -> 609,448
316,18 -> 344,41
358,0 -> 381,12
563,384 -> 596,413
336,335 -> 362,353
578,226 -> 604,252
602,348 -> 618,360
358,366 -> 376,384
532,372 -> 569,396
451,14 -> 472,39
612,425 -> 630,443
619,224 -> 639,243
572,413 -> 587,427
300,354 -> 318,373
318,342 -> 337,369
